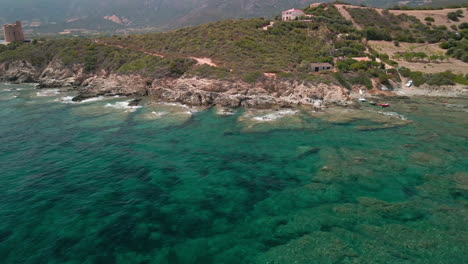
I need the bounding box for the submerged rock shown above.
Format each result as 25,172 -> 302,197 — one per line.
296,146 -> 321,159
128,98 -> 143,107
72,94 -> 96,102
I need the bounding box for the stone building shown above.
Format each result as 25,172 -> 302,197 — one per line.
3,21 -> 25,43
282,9 -> 305,21
310,63 -> 333,72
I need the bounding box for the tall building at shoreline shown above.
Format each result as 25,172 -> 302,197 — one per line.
2,21 -> 25,43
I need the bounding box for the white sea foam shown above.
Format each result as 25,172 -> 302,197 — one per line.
151,111 -> 168,118
105,101 -> 142,112
251,110 -> 299,122
378,111 -> 407,120
216,108 -> 236,116
445,104 -> 466,109
0,95 -> 18,100
158,102 -> 199,113
80,96 -> 106,103
37,89 -> 60,97
2,87 -> 22,92
54,96 -> 107,104
54,96 -> 75,104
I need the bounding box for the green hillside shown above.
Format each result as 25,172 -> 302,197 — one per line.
1,0 -> 467,33
1,3 -> 467,87
102,18 -> 353,73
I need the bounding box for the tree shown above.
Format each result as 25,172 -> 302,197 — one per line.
448,12 -> 459,21
424,17 -> 435,22
459,22 -> 468,30
363,27 -> 392,41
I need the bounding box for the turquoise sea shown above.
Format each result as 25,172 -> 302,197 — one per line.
0,83 -> 467,264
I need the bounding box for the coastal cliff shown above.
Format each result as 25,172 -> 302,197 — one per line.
0,59 -> 352,108
1,13 -> 466,107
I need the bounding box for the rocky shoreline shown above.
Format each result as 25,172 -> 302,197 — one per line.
1,60 -> 466,109
0,59 -> 354,109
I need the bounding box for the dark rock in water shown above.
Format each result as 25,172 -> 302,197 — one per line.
297,146 -> 321,159
128,99 -> 143,107
72,94 -> 95,102
391,96 -> 410,100
224,131 -> 239,136
356,125 -> 400,131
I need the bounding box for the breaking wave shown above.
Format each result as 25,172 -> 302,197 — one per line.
252,110 -> 299,122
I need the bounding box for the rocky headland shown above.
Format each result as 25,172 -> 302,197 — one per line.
2,58 -> 467,110
0,59 -> 354,109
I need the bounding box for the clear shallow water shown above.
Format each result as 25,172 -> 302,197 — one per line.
0,84 -> 467,264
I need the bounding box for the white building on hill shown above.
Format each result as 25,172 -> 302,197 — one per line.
282,9 -> 305,21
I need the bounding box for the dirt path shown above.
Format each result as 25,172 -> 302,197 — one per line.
189,57 -> 217,67
334,4 -> 362,30
262,22 -> 275,31
95,40 -> 218,67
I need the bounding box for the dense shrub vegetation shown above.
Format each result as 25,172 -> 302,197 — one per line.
400,67 -> 468,86
393,52 -> 448,62
101,18 -> 347,74
346,8 -> 452,43
0,39 -> 196,78
447,10 -> 464,21
303,4 -> 355,33
440,32 -> 468,62
0,3 -> 465,89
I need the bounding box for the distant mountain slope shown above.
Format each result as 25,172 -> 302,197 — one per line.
0,0 -> 466,33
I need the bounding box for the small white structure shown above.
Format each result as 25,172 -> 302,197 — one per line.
282,9 -> 305,21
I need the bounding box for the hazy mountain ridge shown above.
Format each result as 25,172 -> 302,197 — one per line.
0,0 -> 465,33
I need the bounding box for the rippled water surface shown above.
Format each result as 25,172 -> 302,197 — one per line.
0,84 -> 467,264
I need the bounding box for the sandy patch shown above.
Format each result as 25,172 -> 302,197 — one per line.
396,59 -> 468,74
369,41 -> 446,57
389,8 -> 468,27
262,22 -> 275,31
337,5 -> 467,28
190,57 -> 217,67
369,41 -> 468,74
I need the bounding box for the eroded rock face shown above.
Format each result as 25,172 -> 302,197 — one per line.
0,59 -> 353,108
0,61 -> 40,83
81,73 -> 151,96
149,77 -> 352,108
38,59 -> 77,87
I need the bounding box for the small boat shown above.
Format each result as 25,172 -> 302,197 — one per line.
359,98 -> 367,102
378,103 -> 390,107
369,101 -> 377,105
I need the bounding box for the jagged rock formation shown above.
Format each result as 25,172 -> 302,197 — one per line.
0,59 -> 352,108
